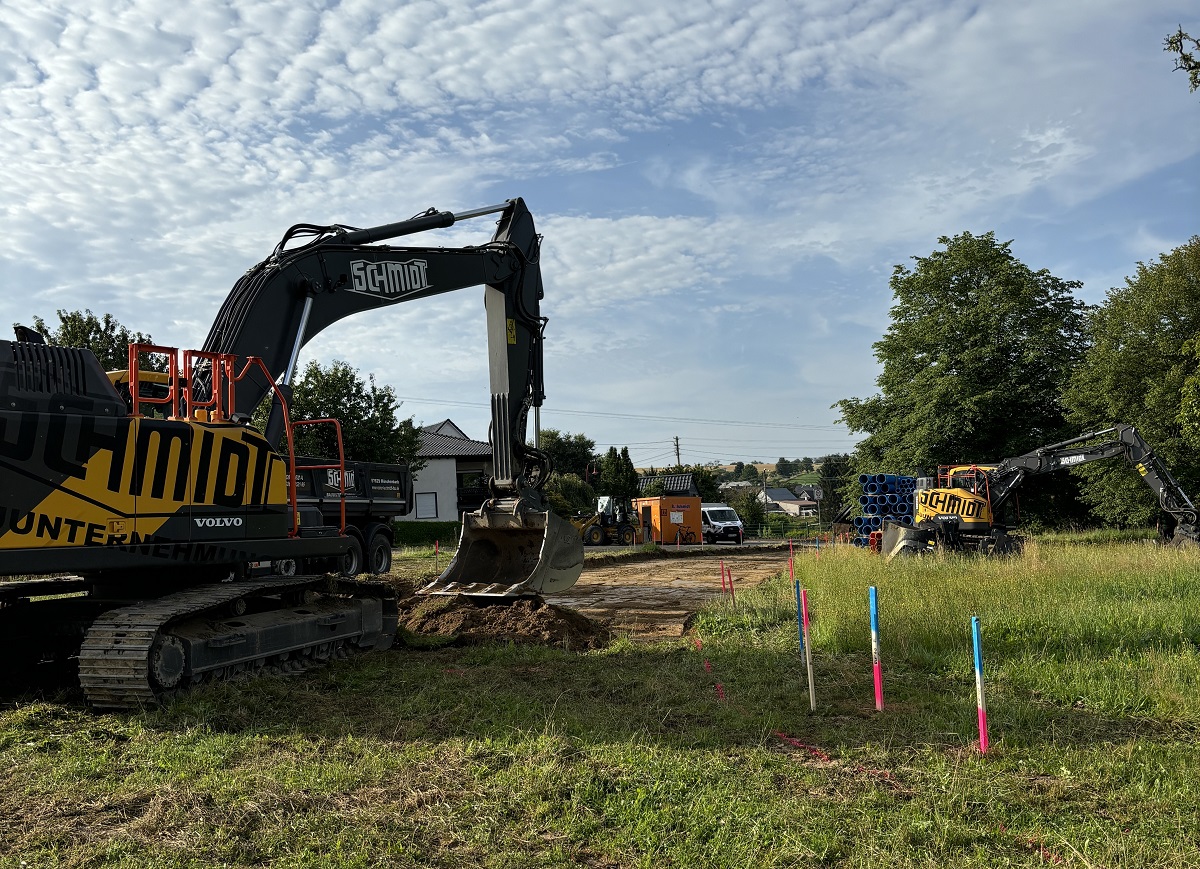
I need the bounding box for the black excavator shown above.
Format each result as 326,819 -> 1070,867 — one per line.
0,197 -> 584,708
881,424 -> 1200,558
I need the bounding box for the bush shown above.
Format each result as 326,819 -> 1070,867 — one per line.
391,521 -> 461,547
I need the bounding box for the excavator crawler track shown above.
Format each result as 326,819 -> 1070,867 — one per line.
78,576 -> 397,710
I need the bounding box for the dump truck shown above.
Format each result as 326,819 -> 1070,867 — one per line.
0,198 -> 583,707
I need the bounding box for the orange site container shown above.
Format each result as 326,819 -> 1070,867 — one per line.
632,496 -> 702,545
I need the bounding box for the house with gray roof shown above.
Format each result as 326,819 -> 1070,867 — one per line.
396,420 -> 493,522
759,486 -> 818,516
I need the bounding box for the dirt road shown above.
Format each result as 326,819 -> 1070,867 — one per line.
543,547 -> 793,641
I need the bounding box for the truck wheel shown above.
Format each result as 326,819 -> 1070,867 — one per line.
618,525 -> 636,546
368,532 -> 393,574
584,525 -> 606,546
272,559 -> 297,576
704,532 -> 715,545
339,536 -> 364,577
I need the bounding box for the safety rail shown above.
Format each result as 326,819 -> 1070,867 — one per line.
124,343 -> 350,539
937,464 -> 1002,517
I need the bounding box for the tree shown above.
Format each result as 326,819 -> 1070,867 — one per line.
26,309 -> 158,370
1064,237 -> 1200,527
280,360 -> 423,469
728,488 -> 765,532
835,231 -> 1088,523
776,457 -> 796,477
543,472 -> 597,517
1165,27 -> 1200,92
690,464 -> 722,503
596,446 -> 640,503
798,457 -> 814,473
817,453 -> 853,520
537,429 -> 596,479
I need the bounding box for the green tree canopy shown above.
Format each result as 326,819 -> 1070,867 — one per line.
836,231 -> 1087,497
728,488 -> 765,531
543,472 -> 597,517
1065,237 -> 1200,527
279,360 -> 423,469
537,429 -> 597,480
816,453 -> 853,519
596,446 -> 640,503
26,309 -> 157,370
690,465 -> 722,503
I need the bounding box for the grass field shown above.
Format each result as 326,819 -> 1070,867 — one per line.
2,541 -> 1199,867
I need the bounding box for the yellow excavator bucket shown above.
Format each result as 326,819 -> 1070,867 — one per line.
420,504 -> 584,597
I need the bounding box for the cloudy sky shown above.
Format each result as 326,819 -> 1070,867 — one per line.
2,0 -> 1197,469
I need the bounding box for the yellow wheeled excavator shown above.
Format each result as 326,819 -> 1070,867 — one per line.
0,198 -> 583,708
881,424 -> 1200,558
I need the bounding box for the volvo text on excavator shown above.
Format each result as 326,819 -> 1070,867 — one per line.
0,198 -> 584,708
881,424 -> 1200,558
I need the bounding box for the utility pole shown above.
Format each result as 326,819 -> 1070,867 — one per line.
674,435 -> 681,466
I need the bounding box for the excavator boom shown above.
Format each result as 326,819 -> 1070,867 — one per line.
202,197 -> 582,595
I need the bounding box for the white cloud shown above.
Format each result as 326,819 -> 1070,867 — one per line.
0,0 -> 1196,462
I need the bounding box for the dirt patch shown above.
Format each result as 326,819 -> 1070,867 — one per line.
547,546 -> 794,641
387,544 -> 797,650
394,594 -> 612,651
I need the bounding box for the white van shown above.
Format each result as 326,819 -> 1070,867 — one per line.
701,503 -> 745,544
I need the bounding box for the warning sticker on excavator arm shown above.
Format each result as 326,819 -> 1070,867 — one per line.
507,318 -> 517,344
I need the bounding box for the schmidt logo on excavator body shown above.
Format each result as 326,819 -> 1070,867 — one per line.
349,259 -> 430,296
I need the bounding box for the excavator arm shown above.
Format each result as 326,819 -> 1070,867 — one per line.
201,198 -> 582,595
988,424 -> 1199,539
201,198 -> 548,498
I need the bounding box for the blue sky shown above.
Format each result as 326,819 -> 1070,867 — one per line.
2,0 -> 1197,469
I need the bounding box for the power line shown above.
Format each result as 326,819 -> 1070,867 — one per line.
394,396 -> 848,432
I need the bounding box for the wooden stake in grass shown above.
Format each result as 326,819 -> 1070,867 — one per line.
726,564 -> 736,605
972,615 -> 989,754
870,585 -> 883,711
720,559 -> 728,595
434,540 -> 439,572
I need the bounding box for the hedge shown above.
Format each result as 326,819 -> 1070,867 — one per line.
391,520 -> 462,547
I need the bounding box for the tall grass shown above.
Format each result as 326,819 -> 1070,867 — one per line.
3,541 -> 1200,866
696,541 -> 1200,731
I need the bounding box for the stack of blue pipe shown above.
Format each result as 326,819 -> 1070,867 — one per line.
851,473 -> 917,547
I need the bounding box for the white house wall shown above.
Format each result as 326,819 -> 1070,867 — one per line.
397,457 -> 459,522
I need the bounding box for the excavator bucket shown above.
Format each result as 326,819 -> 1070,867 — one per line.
881,520 -> 932,560
419,505 -> 585,597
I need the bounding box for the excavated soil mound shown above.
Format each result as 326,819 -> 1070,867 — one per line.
394,594 -> 613,651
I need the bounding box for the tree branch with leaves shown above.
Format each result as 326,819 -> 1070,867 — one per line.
1165,26 -> 1200,93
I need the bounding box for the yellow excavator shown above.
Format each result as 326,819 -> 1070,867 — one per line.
0,198 -> 583,707
881,424 -> 1200,558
